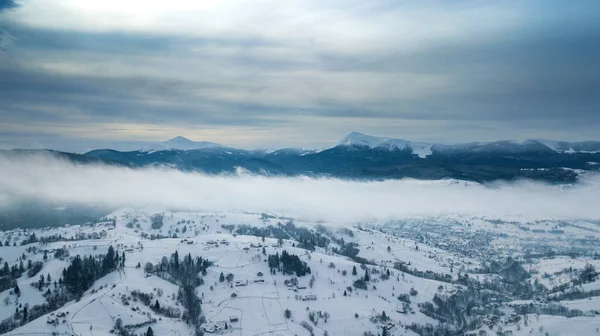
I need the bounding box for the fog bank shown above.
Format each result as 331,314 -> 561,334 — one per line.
1,154 -> 599,223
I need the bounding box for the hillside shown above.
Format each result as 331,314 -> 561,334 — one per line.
1,209 -> 599,336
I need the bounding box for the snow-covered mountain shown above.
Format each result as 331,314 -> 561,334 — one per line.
31,132 -> 600,183
337,132 -> 433,158
338,132 -> 600,157
140,136 -> 225,152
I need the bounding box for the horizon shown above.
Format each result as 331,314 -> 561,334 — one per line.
3,131 -> 600,154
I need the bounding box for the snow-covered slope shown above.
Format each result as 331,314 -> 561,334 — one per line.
140,136 -> 225,152
337,132 -> 433,158
535,139 -> 600,154
2,209 -> 600,336
338,132 -> 600,157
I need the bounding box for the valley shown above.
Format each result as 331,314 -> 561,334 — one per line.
1,210 -> 599,336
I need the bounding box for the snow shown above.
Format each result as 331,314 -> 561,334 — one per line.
3,208 -> 600,336
140,136 -> 224,152
535,139 -> 600,154
337,132 -> 433,158
337,133 -> 600,157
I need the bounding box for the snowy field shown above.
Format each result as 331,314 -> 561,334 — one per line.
0,208 -> 599,336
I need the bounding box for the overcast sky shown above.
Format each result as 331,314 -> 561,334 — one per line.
1,0 -> 599,152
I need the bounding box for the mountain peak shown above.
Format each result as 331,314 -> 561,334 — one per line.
338,132 -> 409,148
339,132 -> 391,146
140,136 -> 224,152
337,132 -> 434,158
168,136 -> 193,142
164,136 -> 196,146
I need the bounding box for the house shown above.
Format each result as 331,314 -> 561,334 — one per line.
229,316 -> 239,322
301,294 -> 317,301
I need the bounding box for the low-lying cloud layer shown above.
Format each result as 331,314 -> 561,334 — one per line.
1,154 -> 599,223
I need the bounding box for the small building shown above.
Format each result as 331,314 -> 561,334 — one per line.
229,316 -> 239,322
301,294 -> 317,301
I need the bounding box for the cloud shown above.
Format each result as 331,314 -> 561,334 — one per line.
1,1 -> 600,150
1,153 -> 599,223
0,0 -> 18,11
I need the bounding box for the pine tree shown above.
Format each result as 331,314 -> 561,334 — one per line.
154,300 -> 160,311
146,326 -> 154,336
219,272 -> 225,282
173,250 -> 179,270
14,284 -> 20,296
103,246 -> 116,272
43,250 -> 48,261
352,266 -> 357,276
364,269 -> 370,282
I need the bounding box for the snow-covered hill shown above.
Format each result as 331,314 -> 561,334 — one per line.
337,132 -> 433,158
141,136 -> 225,153
337,132 -> 600,157
1,209 -> 600,336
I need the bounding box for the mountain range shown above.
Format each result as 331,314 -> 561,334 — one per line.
4,132 -> 600,183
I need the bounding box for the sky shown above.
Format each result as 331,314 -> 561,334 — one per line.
1,0 -> 599,152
